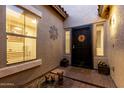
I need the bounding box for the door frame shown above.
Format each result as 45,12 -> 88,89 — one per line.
71,24 -> 94,69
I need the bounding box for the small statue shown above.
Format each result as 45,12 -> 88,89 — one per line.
57,71 -> 64,82
51,75 -> 55,83
45,75 -> 51,83
45,75 -> 48,83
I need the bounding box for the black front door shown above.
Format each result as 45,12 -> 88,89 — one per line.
71,25 -> 93,69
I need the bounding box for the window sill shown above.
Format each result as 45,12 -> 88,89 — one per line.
0,59 -> 42,78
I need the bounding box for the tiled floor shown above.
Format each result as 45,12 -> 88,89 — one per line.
51,66 -> 116,88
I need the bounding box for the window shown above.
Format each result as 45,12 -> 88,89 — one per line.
25,12 -> 37,37
6,6 -> 25,35
25,38 -> 36,61
6,6 -> 37,64
65,31 -> 70,54
96,25 -> 104,56
7,36 -> 24,63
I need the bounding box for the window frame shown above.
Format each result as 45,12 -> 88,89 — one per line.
6,5 -> 38,64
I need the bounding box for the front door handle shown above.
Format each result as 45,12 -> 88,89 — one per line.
73,45 -> 75,49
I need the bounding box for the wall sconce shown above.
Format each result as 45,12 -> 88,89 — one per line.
110,14 -> 117,37
110,14 -> 116,27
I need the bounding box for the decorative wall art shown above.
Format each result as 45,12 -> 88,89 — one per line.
49,25 -> 58,40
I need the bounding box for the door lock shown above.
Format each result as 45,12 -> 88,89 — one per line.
73,45 -> 75,48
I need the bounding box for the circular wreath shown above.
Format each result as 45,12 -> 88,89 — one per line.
78,35 -> 86,42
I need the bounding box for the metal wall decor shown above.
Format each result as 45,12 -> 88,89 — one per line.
49,25 -> 58,40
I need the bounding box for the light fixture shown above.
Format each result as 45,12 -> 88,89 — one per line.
110,14 -> 117,37
111,14 -> 116,26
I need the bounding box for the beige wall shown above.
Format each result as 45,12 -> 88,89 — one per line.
0,5 -> 64,86
107,5 -> 124,87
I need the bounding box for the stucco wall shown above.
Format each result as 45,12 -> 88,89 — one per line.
107,5 -> 124,87
0,5 -> 6,68
0,5 -> 64,86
